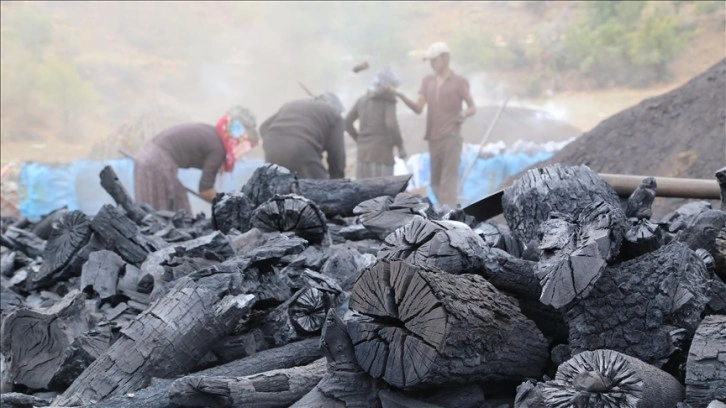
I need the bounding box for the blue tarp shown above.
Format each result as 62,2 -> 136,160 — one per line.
18,158 -> 265,221
18,143 -> 557,220
399,145 -> 554,208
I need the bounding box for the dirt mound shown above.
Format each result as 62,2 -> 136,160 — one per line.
501,58 -> 726,216
398,105 -> 582,155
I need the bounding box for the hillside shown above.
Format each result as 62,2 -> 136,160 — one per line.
0,1 -> 724,167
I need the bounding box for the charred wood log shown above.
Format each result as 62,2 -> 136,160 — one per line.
251,194 -> 328,244
167,358 -> 326,407
298,175 -> 412,218
378,218 -> 488,275
502,164 -> 624,249
538,349 -> 684,408
99,165 -> 149,225
620,218 -> 662,261
2,227 -> 46,259
211,192 -> 255,234
563,241 -> 711,367
0,392 -> 51,408
290,310 -> 379,408
53,275 -> 256,406
210,287 -> 329,363
624,176 -> 657,219
240,164 -> 299,207
33,211 -> 92,289
82,338 -> 323,408
353,192 -> 437,240
347,260 -> 548,388
1,290 -> 90,390
685,315 -> 726,408
534,198 -> 626,309
514,379 -> 547,408
240,164 -> 411,218
80,250 -> 125,300
90,205 -> 158,266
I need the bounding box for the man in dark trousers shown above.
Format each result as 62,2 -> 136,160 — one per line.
396,41 -> 476,209
345,66 -> 407,179
260,92 -> 346,179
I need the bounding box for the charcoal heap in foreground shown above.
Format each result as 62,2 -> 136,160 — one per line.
1,162 -> 725,408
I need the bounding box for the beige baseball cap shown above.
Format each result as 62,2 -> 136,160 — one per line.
423,41 -> 450,61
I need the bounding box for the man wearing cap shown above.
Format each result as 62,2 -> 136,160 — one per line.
133,105 -> 259,212
396,41 -> 476,209
345,66 -> 407,179
260,93 -> 346,179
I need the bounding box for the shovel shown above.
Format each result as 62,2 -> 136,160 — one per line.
462,173 -> 721,221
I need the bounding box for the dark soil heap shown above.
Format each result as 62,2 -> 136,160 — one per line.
508,58 -> 726,216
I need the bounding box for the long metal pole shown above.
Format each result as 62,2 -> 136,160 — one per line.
459,98 -> 509,194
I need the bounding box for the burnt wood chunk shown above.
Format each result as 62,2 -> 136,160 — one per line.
211,287 -> 328,363
99,165 -> 148,225
2,226 -> 47,258
80,250 -> 125,300
347,260 -> 548,388
211,192 -> 255,234
625,176 -> 657,219
85,338 -> 323,408
539,349 -> 684,408
49,326 -> 114,390
240,164 -> 299,206
290,310 -> 379,408
91,204 -> 156,265
2,227 -> 46,259
30,207 -> 67,240
116,264 -> 151,310
1,290 -> 89,390
298,175 -> 412,218
0,392 -> 51,408
685,315 -> 726,408
139,231 -> 233,299
53,276 -> 256,406
679,209 -> 726,256
621,218 -> 662,260
167,358 -> 326,408
535,198 -> 627,308
378,218 -> 488,275
353,192 -> 437,240
251,194 -> 327,244
564,241 -> 711,367
34,210 -> 92,288
502,164 -> 624,247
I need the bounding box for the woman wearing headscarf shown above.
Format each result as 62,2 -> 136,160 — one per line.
133,106 -> 259,213
345,67 -> 407,179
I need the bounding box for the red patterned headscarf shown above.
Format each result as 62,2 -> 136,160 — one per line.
215,106 -> 259,173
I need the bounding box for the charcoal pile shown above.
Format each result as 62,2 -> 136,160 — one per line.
1,160 -> 725,408
503,58 -> 726,218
